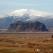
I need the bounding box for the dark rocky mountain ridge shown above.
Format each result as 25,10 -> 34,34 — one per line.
8,20 -> 48,32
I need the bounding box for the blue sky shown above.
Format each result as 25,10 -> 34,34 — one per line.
0,0 -> 53,16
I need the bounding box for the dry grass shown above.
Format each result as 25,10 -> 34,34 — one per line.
0,32 -> 53,53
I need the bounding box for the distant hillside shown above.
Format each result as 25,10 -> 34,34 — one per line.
0,9 -> 53,32
8,21 -> 48,32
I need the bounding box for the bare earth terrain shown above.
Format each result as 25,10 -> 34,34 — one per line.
0,32 -> 53,53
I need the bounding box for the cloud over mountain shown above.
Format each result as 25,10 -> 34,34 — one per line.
0,9 -> 53,32
7,9 -> 51,32
9,9 -> 52,17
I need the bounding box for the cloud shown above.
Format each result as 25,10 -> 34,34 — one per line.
9,9 -> 53,16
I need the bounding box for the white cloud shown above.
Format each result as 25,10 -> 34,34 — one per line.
9,9 -> 53,17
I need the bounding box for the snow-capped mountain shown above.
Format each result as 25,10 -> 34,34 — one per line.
0,9 -> 53,29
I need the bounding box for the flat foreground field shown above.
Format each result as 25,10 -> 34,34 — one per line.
0,32 -> 53,53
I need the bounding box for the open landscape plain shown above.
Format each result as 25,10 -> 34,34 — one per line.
0,32 -> 53,53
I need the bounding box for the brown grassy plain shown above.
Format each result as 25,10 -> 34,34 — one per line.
0,32 -> 53,53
